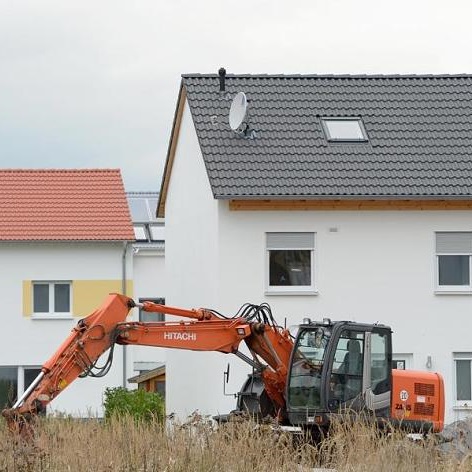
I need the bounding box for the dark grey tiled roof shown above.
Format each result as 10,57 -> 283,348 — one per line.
182,74 -> 472,199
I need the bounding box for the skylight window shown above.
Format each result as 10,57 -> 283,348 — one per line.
321,118 -> 368,142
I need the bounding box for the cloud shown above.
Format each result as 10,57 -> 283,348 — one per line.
0,0 -> 471,190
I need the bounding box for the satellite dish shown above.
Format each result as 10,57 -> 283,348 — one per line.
229,92 -> 248,132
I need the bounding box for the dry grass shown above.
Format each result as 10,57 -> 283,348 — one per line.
0,414 -> 470,472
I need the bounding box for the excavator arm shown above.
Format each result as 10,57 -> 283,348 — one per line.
114,316 -> 293,410
2,293 -> 294,431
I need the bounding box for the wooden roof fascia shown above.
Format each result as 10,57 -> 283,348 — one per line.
157,82 -> 187,218
128,366 -> 166,384
229,199 -> 472,211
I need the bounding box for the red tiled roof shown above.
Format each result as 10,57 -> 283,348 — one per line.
0,169 -> 135,241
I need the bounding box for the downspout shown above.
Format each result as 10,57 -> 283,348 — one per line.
122,241 -> 130,387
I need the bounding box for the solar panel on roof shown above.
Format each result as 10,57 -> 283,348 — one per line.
128,199 -> 150,221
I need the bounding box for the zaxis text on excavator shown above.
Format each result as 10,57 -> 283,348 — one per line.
2,293 -> 445,434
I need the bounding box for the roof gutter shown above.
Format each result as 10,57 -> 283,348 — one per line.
218,194 -> 472,201
121,241 -> 130,388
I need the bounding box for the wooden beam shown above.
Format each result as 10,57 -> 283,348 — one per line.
229,199 -> 472,211
157,86 -> 187,218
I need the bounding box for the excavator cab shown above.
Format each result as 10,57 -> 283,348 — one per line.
286,319 -> 393,428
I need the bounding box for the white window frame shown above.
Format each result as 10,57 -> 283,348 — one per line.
453,353 -> 472,409
0,365 -> 42,410
435,232 -> 472,294
265,232 -> 316,295
32,281 -> 72,318
392,353 -> 413,370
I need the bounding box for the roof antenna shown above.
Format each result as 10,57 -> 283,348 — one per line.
218,67 -> 226,92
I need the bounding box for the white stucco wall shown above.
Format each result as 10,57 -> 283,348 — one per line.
1,241 -> 132,417
215,207 -> 472,425
164,99 -> 472,425
164,101 -> 223,419
131,251 -> 167,368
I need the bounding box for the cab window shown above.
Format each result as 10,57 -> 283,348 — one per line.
330,331 -> 364,403
371,331 -> 389,394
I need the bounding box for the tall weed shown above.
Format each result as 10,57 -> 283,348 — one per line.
0,414 -> 468,471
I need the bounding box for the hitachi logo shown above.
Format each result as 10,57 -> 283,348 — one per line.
163,332 -> 197,341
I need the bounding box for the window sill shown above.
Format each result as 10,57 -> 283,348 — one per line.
31,314 -> 74,320
265,290 -> 319,296
434,290 -> 472,295
453,405 -> 472,410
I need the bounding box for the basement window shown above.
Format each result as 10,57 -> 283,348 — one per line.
321,118 -> 368,142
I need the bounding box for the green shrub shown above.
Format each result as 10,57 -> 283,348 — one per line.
103,387 -> 164,423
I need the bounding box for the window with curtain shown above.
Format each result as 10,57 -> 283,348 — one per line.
436,232 -> 472,291
266,232 -> 315,293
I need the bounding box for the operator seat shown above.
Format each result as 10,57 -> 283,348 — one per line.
341,339 -> 363,401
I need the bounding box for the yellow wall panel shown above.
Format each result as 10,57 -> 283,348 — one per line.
22,280 -> 32,316
72,280 -> 133,317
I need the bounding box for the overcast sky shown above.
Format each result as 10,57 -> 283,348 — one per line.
1,0 -> 471,191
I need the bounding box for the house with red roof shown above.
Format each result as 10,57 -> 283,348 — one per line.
0,169 -> 135,415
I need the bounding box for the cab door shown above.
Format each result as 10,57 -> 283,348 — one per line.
363,328 -> 392,418
327,328 -> 366,410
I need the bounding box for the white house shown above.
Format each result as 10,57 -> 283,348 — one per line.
0,169 -> 135,416
158,72 -> 472,425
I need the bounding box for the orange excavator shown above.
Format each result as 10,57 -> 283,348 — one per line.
2,293 -> 445,435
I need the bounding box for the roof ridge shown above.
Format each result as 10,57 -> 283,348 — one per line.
182,73 -> 472,79
126,191 -> 159,196
0,168 -> 121,173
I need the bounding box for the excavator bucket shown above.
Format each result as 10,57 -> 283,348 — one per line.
2,293 -> 133,434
